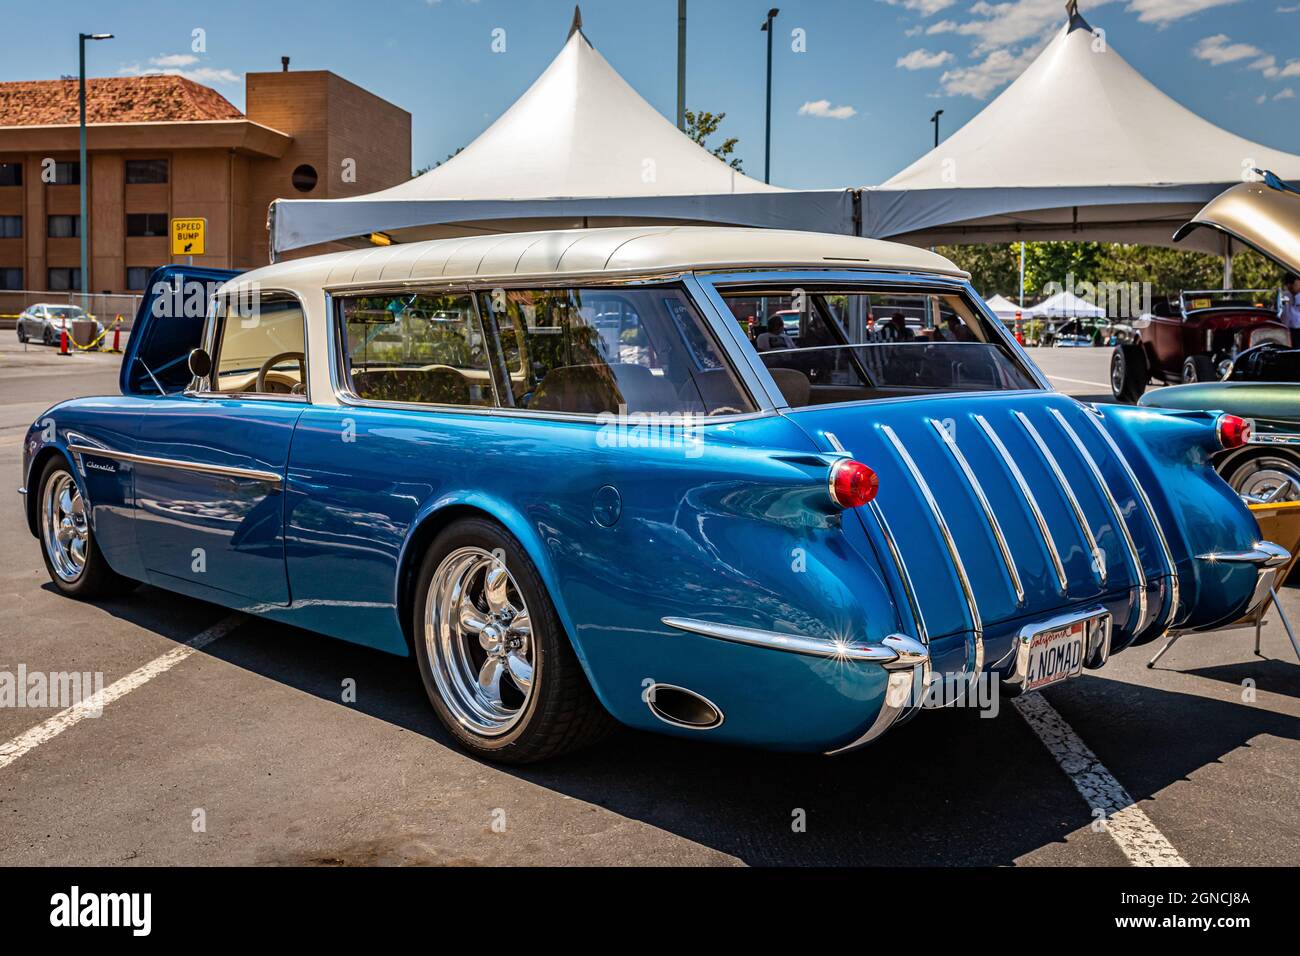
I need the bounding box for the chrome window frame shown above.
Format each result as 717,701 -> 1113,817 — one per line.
693,269 -> 1052,412
323,273 -> 770,425
187,286 -> 313,404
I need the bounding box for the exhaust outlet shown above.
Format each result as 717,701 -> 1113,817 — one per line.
645,683 -> 724,730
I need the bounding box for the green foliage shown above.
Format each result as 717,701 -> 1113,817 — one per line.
685,108 -> 743,171
937,241 -> 1291,302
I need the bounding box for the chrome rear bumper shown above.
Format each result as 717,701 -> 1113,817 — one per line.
1196,541 -> 1290,619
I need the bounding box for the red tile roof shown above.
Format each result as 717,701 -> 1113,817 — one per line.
0,75 -> 243,127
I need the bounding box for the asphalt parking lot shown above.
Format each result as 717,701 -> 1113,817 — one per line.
1,336 -> 1296,867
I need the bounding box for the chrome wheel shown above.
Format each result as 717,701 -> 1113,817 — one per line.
1110,352 -> 1125,394
42,471 -> 88,583
1229,456 -> 1300,503
425,546 -> 535,736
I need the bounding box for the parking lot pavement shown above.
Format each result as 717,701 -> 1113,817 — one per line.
1,346 -> 1296,866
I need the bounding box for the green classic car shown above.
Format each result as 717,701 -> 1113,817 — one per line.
1140,172 -> 1300,502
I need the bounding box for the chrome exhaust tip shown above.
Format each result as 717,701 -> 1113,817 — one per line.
644,683 -> 724,731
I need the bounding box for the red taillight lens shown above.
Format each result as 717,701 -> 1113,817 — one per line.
829,459 -> 878,508
1217,414 -> 1253,449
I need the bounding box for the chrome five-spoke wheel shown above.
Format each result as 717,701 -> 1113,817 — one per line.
42,470 -> 88,582
426,546 -> 535,736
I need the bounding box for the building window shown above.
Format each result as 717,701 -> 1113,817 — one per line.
291,164 -> 318,192
0,163 -> 21,187
0,215 -> 21,238
0,267 -> 22,290
48,267 -> 81,292
47,215 -> 80,238
126,213 -> 168,237
126,266 -> 155,290
125,159 -> 169,184
48,161 -> 80,185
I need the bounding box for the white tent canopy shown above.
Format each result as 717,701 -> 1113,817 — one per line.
985,293 -> 1027,321
271,12 -> 853,256
863,4 -> 1300,252
1029,289 -> 1107,318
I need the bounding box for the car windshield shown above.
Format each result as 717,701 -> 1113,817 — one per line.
722,286 -> 1039,406
46,306 -> 86,319
1182,290 -> 1277,313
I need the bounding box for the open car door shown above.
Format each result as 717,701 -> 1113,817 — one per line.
119,265 -> 240,396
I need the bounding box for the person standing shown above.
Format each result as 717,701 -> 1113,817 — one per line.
1283,272 -> 1300,348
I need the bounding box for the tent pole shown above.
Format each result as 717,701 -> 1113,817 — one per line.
676,0 -> 686,131
1223,234 -> 1234,290
1018,241 -> 1025,307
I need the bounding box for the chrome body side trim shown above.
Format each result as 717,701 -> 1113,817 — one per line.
1047,408 -> 1149,635
1250,432 -> 1300,446
867,500 -> 929,645
880,423 -> 983,676
661,616 -> 921,665
1079,410 -> 1181,632
1014,411 -> 1106,585
928,417 -> 1025,606
1195,542 -> 1290,567
67,443 -> 283,488
973,413 -> 1068,594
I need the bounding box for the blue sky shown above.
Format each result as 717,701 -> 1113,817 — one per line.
3,0 -> 1296,187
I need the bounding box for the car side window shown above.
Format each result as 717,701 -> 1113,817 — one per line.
211,292 -> 308,397
478,286 -> 755,416
337,293 -> 496,408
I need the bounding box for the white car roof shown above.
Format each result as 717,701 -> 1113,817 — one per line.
225,226 -> 968,297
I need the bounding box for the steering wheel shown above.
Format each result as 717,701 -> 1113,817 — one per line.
256,351 -> 307,394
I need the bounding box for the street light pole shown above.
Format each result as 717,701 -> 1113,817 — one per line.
930,108 -> 944,149
761,8 -> 779,184
676,0 -> 687,131
78,32 -> 112,311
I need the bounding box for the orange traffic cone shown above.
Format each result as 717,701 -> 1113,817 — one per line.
59,327 -> 70,356
111,323 -> 121,353
1014,310 -> 1024,345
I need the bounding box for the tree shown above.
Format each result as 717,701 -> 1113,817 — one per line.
413,147 -> 465,178
685,108 -> 743,171
934,244 -> 1020,299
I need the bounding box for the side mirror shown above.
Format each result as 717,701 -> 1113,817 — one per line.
188,347 -> 212,380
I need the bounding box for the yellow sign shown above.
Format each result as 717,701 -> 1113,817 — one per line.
171,218 -> 206,256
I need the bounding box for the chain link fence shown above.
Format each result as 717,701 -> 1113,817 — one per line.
0,289 -> 143,331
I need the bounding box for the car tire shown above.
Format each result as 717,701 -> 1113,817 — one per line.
1220,449 -> 1300,503
1182,355 -> 1217,383
42,327 -> 54,346
16,324 -> 27,343
412,516 -> 613,764
1110,345 -> 1148,402
36,458 -> 139,600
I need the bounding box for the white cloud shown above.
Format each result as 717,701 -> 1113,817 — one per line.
150,53 -> 198,68
897,48 -> 955,70
118,58 -> 240,85
1127,0 -> 1242,24
1275,87 -> 1297,99
939,45 -> 1040,99
1192,34 -> 1263,66
876,0 -> 958,16
798,99 -> 858,119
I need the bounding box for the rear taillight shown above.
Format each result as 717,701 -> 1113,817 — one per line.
829,459 -> 878,509
1216,414 -> 1253,449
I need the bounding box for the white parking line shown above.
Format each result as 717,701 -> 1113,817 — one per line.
1013,692 -> 1189,867
0,614 -> 243,771
1045,374 -> 1111,390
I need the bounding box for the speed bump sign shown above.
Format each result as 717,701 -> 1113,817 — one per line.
171,218 -> 206,256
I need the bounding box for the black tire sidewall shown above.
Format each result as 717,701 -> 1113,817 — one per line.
36,458 -> 100,598
412,518 -> 560,757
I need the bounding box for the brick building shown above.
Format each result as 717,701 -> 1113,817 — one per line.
0,69 -> 410,295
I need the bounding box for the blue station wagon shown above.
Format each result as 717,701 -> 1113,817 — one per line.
18,228 -> 1289,762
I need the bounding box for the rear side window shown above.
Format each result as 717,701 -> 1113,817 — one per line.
337,293 -> 495,408
478,286 -> 753,416
212,293 -> 307,397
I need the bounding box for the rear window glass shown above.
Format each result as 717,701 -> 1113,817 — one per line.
724,287 -> 1038,406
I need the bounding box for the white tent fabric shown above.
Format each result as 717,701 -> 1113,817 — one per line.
863,7 -> 1300,251
1029,290 -> 1107,318
271,22 -> 855,255
985,293 -> 1028,321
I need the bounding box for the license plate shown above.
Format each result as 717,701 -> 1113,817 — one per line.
1024,619 -> 1088,691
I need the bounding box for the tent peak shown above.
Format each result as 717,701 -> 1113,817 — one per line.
1065,0 -> 1092,34
568,4 -> 585,40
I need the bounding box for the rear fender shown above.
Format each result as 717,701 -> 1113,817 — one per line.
1093,403 -> 1270,630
